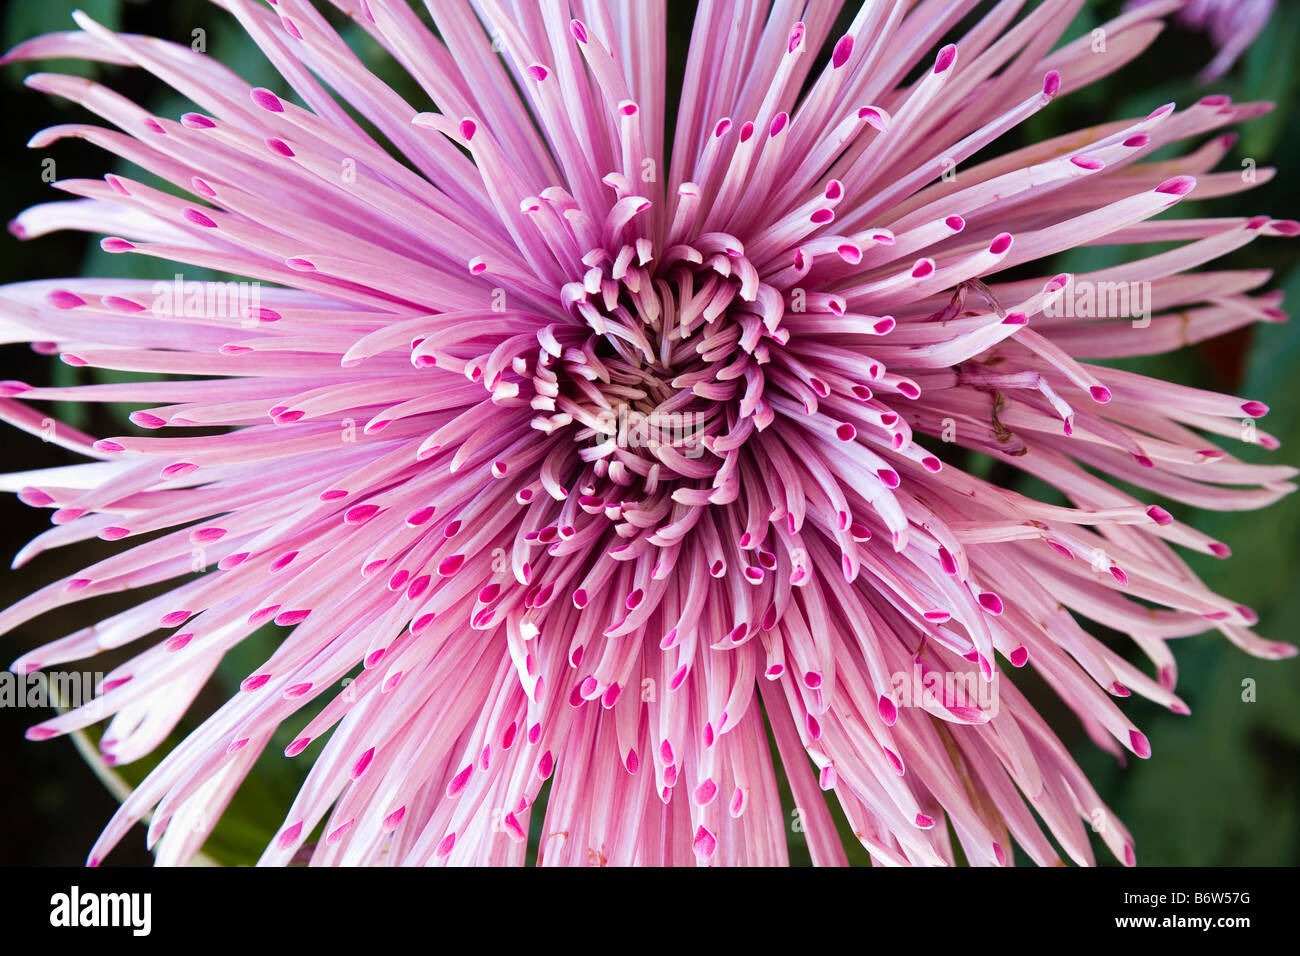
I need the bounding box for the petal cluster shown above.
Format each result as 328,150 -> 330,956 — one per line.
0,0 -> 1293,866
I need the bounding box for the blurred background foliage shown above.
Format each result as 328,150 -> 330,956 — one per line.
0,0 -> 1296,866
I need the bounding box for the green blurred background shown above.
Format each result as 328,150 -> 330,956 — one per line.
0,0 -> 1296,866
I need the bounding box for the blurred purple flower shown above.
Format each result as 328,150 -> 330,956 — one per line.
1129,0 -> 1276,82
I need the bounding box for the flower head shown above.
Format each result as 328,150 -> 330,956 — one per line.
1,0 -> 1294,866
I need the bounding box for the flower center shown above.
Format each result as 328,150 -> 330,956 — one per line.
529,232 -> 783,511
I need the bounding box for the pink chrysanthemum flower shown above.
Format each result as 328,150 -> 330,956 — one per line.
1,0 -> 1294,867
